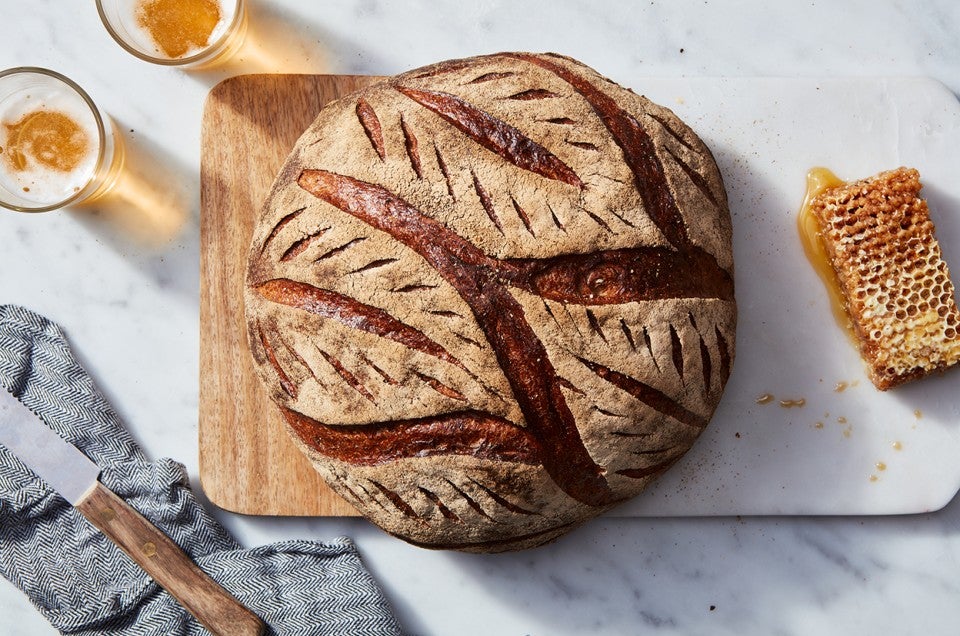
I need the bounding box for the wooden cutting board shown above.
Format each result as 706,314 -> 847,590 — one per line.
199,75 -> 380,516
200,74 -> 960,518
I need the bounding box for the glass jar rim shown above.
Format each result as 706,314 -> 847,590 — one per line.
0,66 -> 108,213
95,0 -> 246,67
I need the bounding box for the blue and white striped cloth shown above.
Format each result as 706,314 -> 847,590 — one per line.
0,305 -> 403,635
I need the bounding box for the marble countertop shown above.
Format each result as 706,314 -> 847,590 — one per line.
3,1 -> 960,634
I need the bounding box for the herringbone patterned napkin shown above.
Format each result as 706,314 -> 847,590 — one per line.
0,305 -> 403,636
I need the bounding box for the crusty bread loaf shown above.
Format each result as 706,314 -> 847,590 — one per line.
809,167 -> 960,390
245,53 -> 736,552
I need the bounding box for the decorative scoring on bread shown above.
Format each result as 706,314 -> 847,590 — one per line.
245,52 -> 736,551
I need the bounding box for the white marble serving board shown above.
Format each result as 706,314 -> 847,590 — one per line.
613,77 -> 960,516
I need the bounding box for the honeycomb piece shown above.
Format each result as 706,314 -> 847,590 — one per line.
810,167 -> 960,390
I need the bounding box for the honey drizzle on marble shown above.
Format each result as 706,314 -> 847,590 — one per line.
797,167 -> 858,343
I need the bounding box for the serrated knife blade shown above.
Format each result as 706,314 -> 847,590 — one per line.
0,388 -> 265,636
0,388 -> 100,504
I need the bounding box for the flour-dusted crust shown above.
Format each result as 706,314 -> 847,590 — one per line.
245,53 -> 736,552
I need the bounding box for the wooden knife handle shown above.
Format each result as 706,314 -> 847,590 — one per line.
75,481 -> 266,636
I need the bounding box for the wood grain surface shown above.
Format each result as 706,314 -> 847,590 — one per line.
77,482 -> 266,635
199,75 -> 379,516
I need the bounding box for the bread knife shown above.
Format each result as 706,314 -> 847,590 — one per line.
0,388 -> 266,636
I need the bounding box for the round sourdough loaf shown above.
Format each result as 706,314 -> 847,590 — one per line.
245,52 -> 736,552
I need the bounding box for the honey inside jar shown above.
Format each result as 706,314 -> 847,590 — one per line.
136,0 -> 223,58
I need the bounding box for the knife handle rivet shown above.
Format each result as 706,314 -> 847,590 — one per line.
101,507 -> 116,523
142,541 -> 158,558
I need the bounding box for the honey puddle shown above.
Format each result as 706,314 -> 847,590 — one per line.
797,167 -> 858,343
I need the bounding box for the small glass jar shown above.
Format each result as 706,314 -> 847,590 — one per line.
0,67 -> 123,213
97,0 -> 248,68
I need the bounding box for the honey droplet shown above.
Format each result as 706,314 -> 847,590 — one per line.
869,474 -> 879,482
779,398 -> 806,408
914,409 -> 923,419
834,381 -> 848,393
892,441 -> 903,451
814,421 -> 825,429
755,393 -> 774,405
842,428 -> 852,438
136,0 -> 222,59
3,110 -> 89,173
875,461 -> 887,471
142,541 -> 158,558
837,416 -> 847,424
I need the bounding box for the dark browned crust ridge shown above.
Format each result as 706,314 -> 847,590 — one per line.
245,52 -> 736,551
